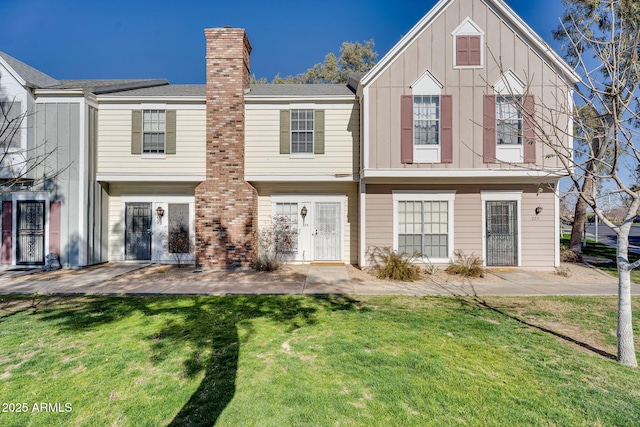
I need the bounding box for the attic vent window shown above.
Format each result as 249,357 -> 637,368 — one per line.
452,17 -> 484,68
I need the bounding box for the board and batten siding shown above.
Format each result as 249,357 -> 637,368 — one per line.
365,183 -> 557,268
97,108 -> 206,176
253,182 -> 358,264
245,105 -> 359,177
366,0 -> 571,171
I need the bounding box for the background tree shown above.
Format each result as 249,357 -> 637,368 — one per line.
547,0 -> 640,366
253,40 -> 378,84
554,0 -> 640,253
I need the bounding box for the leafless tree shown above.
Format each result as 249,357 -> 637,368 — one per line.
0,98 -> 62,193
502,1 -> 639,366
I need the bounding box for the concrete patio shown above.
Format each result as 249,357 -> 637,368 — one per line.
1,263 -> 639,297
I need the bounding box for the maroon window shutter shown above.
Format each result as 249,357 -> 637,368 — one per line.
49,201 -> 61,256
456,36 -> 469,66
523,94 -> 536,163
440,95 -> 453,163
469,36 -> 481,66
2,201 -> 12,264
483,95 -> 496,164
401,95 -> 414,164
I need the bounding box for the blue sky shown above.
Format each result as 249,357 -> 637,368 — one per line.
0,0 -> 566,84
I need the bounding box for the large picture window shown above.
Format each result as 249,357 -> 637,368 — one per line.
394,192 -> 455,261
143,110 -> 166,154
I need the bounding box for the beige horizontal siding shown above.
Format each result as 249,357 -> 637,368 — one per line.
245,107 -> 360,177
98,109 -> 206,176
254,182 -> 358,264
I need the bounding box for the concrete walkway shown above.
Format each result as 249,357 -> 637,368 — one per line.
0,263 -> 639,297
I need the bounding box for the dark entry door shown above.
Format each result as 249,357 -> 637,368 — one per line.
17,201 -> 45,265
486,201 -> 518,266
125,203 -> 152,260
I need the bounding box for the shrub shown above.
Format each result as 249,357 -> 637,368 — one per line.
445,251 -> 484,278
368,247 -> 420,282
255,215 -> 299,272
424,263 -> 439,275
251,254 -> 281,272
167,228 -> 193,267
560,247 -> 583,263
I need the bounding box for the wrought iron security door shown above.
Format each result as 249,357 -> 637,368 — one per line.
486,201 -> 518,266
125,203 -> 152,260
17,201 -> 45,265
313,202 -> 341,261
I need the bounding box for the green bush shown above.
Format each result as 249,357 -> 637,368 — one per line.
445,251 -> 484,278
368,247 -> 421,282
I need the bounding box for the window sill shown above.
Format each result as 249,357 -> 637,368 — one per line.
289,153 -> 315,159
453,65 -> 482,69
141,153 -> 167,159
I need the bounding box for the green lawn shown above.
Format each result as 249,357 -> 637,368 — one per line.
561,235 -> 640,283
1,295 -> 639,426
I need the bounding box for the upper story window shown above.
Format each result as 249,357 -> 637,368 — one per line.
452,18 -> 484,68
483,71 -> 536,164
401,70 -> 452,164
291,109 -> 314,154
414,95 -> 440,146
279,109 -> 325,156
143,110 -> 166,154
0,100 -> 23,148
496,96 -> 522,145
131,109 -> 176,156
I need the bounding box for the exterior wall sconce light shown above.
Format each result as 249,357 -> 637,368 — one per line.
156,206 -> 165,217
535,206 -> 543,215
300,205 -> 308,219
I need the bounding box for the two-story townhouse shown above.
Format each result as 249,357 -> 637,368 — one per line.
0,51 -> 173,268
355,0 -> 579,269
96,85 -> 206,263
245,85 -> 360,264
1,0 -> 579,271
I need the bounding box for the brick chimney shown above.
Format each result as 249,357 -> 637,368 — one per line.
195,28 -> 256,268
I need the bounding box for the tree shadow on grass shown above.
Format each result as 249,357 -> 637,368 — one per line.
30,293 -> 361,426
457,295 -> 617,361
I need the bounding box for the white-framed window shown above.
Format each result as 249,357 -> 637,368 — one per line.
496,95 -> 523,145
291,109 -> 313,154
275,202 -> 299,253
393,191 -> 455,262
143,109 -> 166,154
414,95 -> 440,146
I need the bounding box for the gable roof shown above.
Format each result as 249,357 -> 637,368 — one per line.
359,0 -> 580,89
0,51 -> 60,89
